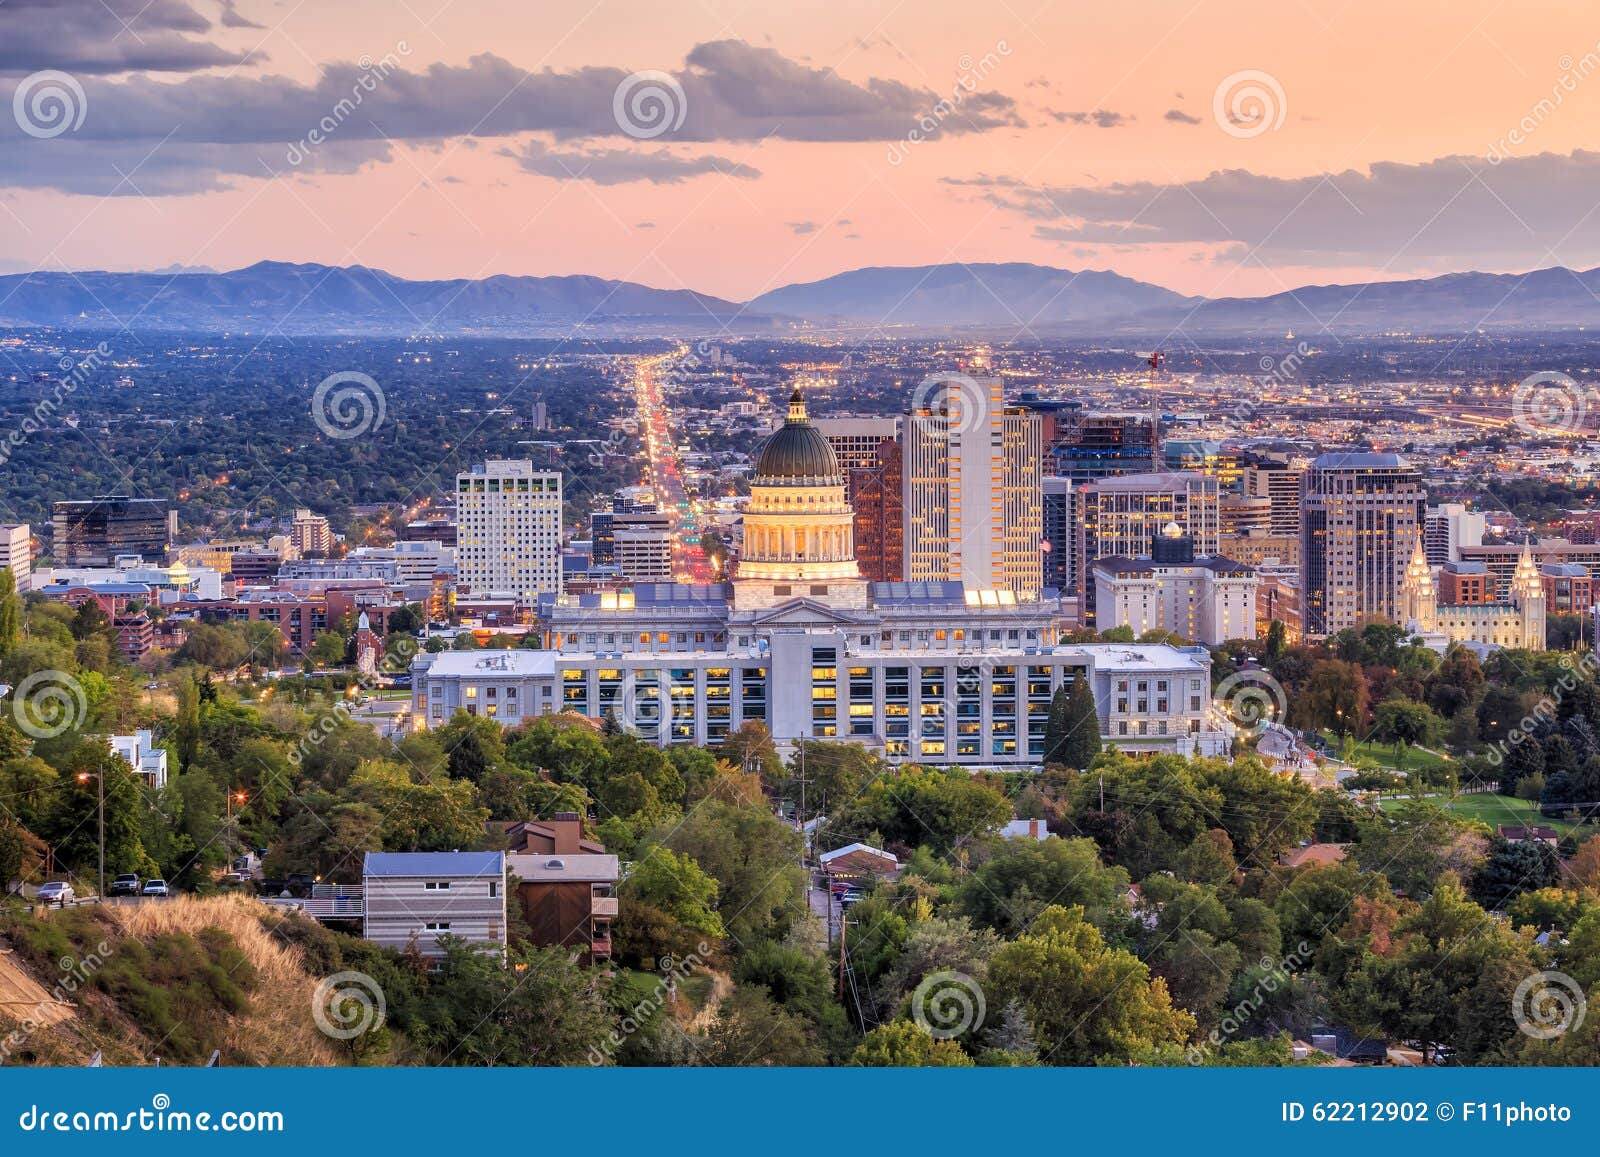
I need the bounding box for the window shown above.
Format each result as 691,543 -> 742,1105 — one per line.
425,921 -> 451,931
424,881 -> 452,891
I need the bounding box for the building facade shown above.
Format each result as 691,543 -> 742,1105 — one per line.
456,460 -> 563,600
1074,471 -> 1221,624
1092,525 -> 1258,645
1,524 -> 30,593
904,377 -> 1043,598
1300,453 -> 1426,636
362,851 -> 506,958
51,496 -> 172,566
1401,538 -> 1545,652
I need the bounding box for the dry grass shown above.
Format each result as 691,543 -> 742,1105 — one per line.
109,895 -> 342,1066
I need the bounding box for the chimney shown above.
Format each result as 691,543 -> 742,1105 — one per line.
549,811 -> 583,854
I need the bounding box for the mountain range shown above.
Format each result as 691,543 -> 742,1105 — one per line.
1,259 -> 1597,336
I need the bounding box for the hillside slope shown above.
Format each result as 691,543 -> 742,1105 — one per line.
0,896 -> 342,1067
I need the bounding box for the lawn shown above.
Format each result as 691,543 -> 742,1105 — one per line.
1321,733 -> 1451,772
1379,792 -> 1593,839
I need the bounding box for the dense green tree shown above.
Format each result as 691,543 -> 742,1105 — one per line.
1045,678 -> 1101,769
988,904 -> 1195,1065
620,846 -> 724,939
1472,837 -> 1560,910
957,836 -> 1128,937
701,987 -> 825,1066
1370,699 -> 1442,770
848,1021 -> 973,1066
1351,801 -> 1487,899
658,799 -> 805,944
0,569 -> 20,654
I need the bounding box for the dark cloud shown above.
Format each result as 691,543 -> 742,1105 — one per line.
0,38 -> 1018,192
980,150 -> 1600,269
787,221 -> 819,234
1164,108 -> 1202,125
0,0 -> 249,75
506,139 -> 759,185
218,0 -> 265,30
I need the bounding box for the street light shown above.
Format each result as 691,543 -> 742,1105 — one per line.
75,770 -> 104,901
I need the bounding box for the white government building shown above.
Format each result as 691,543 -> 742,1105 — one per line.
412,391 -> 1232,765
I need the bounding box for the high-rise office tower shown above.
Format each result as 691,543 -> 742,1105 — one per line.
612,510 -> 673,583
1245,455 -> 1307,539
848,438 -> 904,583
1423,502 -> 1486,565
1042,477 -> 1072,595
1164,439 -> 1246,494
51,496 -> 172,566
904,377 -> 1043,597
1074,471 -> 1221,624
1301,452 -> 1426,636
1050,412 -> 1160,481
456,459 -> 564,599
1,524 -> 30,593
815,417 -> 902,476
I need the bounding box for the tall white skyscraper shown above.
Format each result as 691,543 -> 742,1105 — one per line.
456,460 -> 563,599
1,524 -> 30,593
903,376 -> 1043,597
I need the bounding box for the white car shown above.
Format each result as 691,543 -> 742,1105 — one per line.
141,879 -> 170,897
35,881 -> 74,907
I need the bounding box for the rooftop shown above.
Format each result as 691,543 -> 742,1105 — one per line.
364,851 -> 504,878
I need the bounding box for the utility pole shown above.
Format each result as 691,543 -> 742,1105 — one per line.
837,895 -> 847,999
1099,773 -> 1105,813
77,769 -> 104,900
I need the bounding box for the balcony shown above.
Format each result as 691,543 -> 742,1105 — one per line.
591,896 -> 619,918
591,935 -> 613,958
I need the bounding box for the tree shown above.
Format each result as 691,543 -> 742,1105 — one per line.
1264,618 -> 1287,664
1351,801 -> 1487,899
718,721 -> 783,790
701,987 -> 824,1066
1045,679 -> 1101,769
785,741 -> 880,821
988,904 -> 1195,1065
1370,699 -> 1441,770
619,846 -> 725,939
1294,659 -> 1369,738
1472,837 -> 1560,910
69,598 -> 114,643
309,630 -> 349,668
658,799 -> 805,944
0,568 -> 20,655
848,1021 -> 973,1066
956,836 -> 1128,937
348,759 -> 489,853
1345,874 -> 1535,1063
825,764 -> 1010,855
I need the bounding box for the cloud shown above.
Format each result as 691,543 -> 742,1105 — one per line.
788,221 -> 819,234
977,150 -> 1600,269
1049,109 -> 1132,128
506,139 -> 759,185
218,0 -> 265,29
0,38 -> 1019,193
0,0 -> 250,75
1164,108 -> 1202,125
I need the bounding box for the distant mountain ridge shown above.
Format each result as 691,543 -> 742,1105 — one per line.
1,258 -> 1597,335
0,261 -> 750,335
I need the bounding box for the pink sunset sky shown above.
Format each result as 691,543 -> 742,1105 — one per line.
4,0 -> 1600,301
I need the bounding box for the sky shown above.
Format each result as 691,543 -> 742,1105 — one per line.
3,0 -> 1600,302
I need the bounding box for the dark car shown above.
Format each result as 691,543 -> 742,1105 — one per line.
107,873 -> 142,896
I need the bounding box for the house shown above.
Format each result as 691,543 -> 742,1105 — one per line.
1309,1025 -> 1389,1064
506,851 -> 619,965
1498,825 -> 1559,847
362,851 -> 506,958
1000,818 -> 1051,841
819,842 -> 899,885
498,812 -> 607,855
108,730 -> 167,789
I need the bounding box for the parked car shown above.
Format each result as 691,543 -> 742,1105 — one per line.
141,879 -> 170,897
108,873 -> 142,896
35,881 -> 74,907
